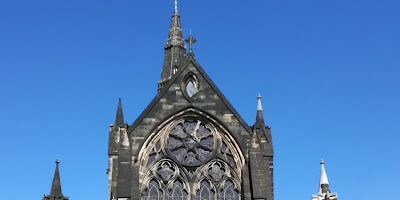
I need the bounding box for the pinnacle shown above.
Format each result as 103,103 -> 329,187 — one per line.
115,98 -> 124,127
319,159 -> 330,194
49,158 -> 63,197
255,93 -> 265,125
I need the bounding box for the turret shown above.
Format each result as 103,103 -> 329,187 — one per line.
108,98 -> 126,156
312,159 -> 338,200
248,93 -> 274,200
43,159 -> 69,200
115,98 -> 124,127
252,94 -> 273,154
108,98 -> 129,200
108,98 -> 132,199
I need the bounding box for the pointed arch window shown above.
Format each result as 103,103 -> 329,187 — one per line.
182,73 -> 199,101
168,180 -> 188,200
220,179 -> 239,200
143,180 -> 163,200
186,81 -> 196,97
196,180 -> 215,200
173,66 -> 178,74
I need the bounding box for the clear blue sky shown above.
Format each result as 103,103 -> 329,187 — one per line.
1,0 -> 399,199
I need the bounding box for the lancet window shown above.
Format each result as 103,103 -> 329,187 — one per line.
143,180 -> 163,200
196,180 -> 215,200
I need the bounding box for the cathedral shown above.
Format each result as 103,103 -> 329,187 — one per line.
42,2 -> 337,200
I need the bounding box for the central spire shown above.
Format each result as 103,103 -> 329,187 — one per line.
158,0 -> 187,91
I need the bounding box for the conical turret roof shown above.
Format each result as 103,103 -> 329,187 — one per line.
255,93 -> 265,125
318,159 -> 330,194
115,98 -> 124,127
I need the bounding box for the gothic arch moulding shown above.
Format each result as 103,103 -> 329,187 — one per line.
138,108 -> 245,199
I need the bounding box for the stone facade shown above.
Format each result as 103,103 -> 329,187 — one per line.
107,2 -> 273,200
40,3 -> 341,200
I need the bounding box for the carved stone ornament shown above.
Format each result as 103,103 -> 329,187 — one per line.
167,120 -> 214,166
208,163 -> 226,181
138,110 -> 245,200
157,162 -> 175,181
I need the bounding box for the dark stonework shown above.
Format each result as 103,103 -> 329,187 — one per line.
39,3 -> 343,200
158,3 -> 187,92
107,3 -> 274,200
43,159 -> 69,200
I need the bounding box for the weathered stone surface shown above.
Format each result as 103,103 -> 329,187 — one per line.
107,3 -> 273,200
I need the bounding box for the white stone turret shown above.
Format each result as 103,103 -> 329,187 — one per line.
312,159 -> 338,200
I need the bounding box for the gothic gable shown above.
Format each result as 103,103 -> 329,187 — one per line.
128,57 -> 252,158
104,2 -> 275,200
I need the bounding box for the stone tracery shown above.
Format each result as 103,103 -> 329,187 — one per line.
139,113 -> 243,200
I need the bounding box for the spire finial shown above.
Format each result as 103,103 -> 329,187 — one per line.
175,0 -> 178,13
257,93 -> 262,111
320,158 -> 325,165
56,158 -> 60,165
255,93 -> 265,125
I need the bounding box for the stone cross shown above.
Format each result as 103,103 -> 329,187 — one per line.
185,34 -> 197,56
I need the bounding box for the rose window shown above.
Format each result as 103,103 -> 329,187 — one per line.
167,120 -> 214,166
140,113 -> 244,200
